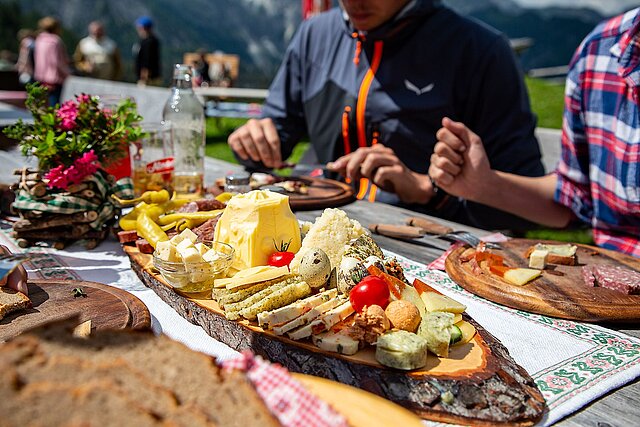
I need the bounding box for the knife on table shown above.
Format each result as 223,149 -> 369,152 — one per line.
368,224 -> 452,251
405,216 -> 453,235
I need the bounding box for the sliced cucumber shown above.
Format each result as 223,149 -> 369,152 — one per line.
449,324 -> 462,345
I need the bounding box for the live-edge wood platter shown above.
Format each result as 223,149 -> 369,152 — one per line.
124,245 -> 545,426
446,239 -> 640,323
0,279 -> 151,341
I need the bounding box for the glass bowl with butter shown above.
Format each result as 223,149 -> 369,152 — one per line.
153,239 -> 234,294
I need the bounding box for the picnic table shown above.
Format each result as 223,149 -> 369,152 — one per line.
0,157 -> 638,426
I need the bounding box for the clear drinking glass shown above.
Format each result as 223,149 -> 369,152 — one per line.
130,123 -> 174,196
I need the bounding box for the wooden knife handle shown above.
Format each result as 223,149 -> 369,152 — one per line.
369,224 -> 425,239
405,217 -> 453,235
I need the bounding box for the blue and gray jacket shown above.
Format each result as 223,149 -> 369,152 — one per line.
260,0 -> 544,230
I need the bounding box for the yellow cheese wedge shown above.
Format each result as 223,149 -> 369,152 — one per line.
422,292 -> 466,314
213,265 -> 289,289
454,320 -> 476,345
453,313 -> 463,324
214,190 -> 301,270
503,268 -> 542,286
528,249 -> 548,269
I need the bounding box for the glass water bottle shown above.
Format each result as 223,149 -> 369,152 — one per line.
162,64 -> 205,198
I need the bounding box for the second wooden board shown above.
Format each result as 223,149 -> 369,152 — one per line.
445,239 -> 640,322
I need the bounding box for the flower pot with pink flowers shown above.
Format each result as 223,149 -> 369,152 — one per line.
3,84 -> 144,249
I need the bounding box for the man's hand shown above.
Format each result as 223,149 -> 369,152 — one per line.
227,118 -> 283,168
327,144 -> 432,204
428,117 -> 493,202
0,246 -> 28,296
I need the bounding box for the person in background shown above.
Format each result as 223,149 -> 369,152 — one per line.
74,21 -> 122,81
33,16 -> 70,107
195,49 -> 211,87
227,0 -> 544,230
428,8 -> 640,257
16,29 -> 35,86
133,16 -> 161,86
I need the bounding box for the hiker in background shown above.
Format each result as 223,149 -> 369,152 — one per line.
228,0 -> 544,230
428,8 -> 640,257
33,16 -> 70,107
133,16 -> 161,86
74,21 -> 122,81
16,29 -> 35,86
194,49 -> 211,87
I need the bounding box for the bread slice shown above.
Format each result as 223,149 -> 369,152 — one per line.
525,243 -> 578,266
0,287 -> 31,320
0,318 -> 280,427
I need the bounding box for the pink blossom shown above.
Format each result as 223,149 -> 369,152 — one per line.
56,100 -> 79,131
44,150 -> 101,190
76,94 -> 91,104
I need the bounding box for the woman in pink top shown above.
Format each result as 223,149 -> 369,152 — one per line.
34,16 -> 70,106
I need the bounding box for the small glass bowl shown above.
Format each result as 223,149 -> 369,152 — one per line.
153,241 -> 234,294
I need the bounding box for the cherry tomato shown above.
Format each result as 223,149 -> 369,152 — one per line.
267,251 -> 295,267
349,275 -> 390,312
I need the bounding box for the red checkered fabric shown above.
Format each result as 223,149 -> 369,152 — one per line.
427,232 -> 509,270
222,351 -> 349,427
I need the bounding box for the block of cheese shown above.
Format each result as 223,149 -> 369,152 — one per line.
528,249 -> 548,269
214,190 -> 301,271
213,265 -> 289,289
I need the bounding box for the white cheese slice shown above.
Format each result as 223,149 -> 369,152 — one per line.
286,300 -> 353,340
274,297 -> 345,336
312,329 -> 359,355
257,289 -> 338,329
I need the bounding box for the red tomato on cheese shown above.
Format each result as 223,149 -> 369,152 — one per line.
267,251 -> 295,267
349,276 -> 390,312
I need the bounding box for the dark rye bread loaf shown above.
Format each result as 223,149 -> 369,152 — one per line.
0,319 -> 280,427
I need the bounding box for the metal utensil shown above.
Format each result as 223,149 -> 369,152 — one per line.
439,231 -> 501,250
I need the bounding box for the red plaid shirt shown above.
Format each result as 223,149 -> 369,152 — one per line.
556,8 -> 640,257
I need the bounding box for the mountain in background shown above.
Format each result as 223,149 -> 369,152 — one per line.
2,0 -> 613,87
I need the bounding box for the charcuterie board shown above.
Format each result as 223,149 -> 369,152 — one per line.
125,245 -> 545,426
445,239 -> 640,322
0,279 -> 151,341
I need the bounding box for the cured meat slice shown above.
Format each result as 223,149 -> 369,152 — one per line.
582,265 -> 640,294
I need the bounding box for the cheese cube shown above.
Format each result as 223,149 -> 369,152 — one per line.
528,249 -> 548,269
176,238 -> 195,253
202,248 -> 221,263
155,241 -> 181,262
195,242 -> 210,256
170,228 -> 198,246
180,247 -> 204,264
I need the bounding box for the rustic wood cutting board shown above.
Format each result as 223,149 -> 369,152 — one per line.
446,238 -> 640,322
124,244 -> 545,426
0,279 -> 151,341
285,177 -> 355,211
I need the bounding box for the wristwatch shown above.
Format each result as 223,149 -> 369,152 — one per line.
425,174 -> 449,210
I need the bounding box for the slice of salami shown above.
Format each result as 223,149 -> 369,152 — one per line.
589,265 -> 640,295
581,265 -> 596,287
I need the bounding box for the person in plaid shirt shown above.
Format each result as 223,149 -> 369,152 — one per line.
427,8 -> 640,257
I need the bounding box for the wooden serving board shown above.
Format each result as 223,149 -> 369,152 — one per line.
0,279 -> 151,341
125,245 -> 545,426
285,177 -> 355,211
446,238 -> 640,322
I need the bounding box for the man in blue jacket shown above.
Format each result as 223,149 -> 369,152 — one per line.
228,0 -> 544,230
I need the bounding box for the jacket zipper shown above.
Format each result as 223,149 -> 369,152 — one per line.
354,40 -> 384,201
